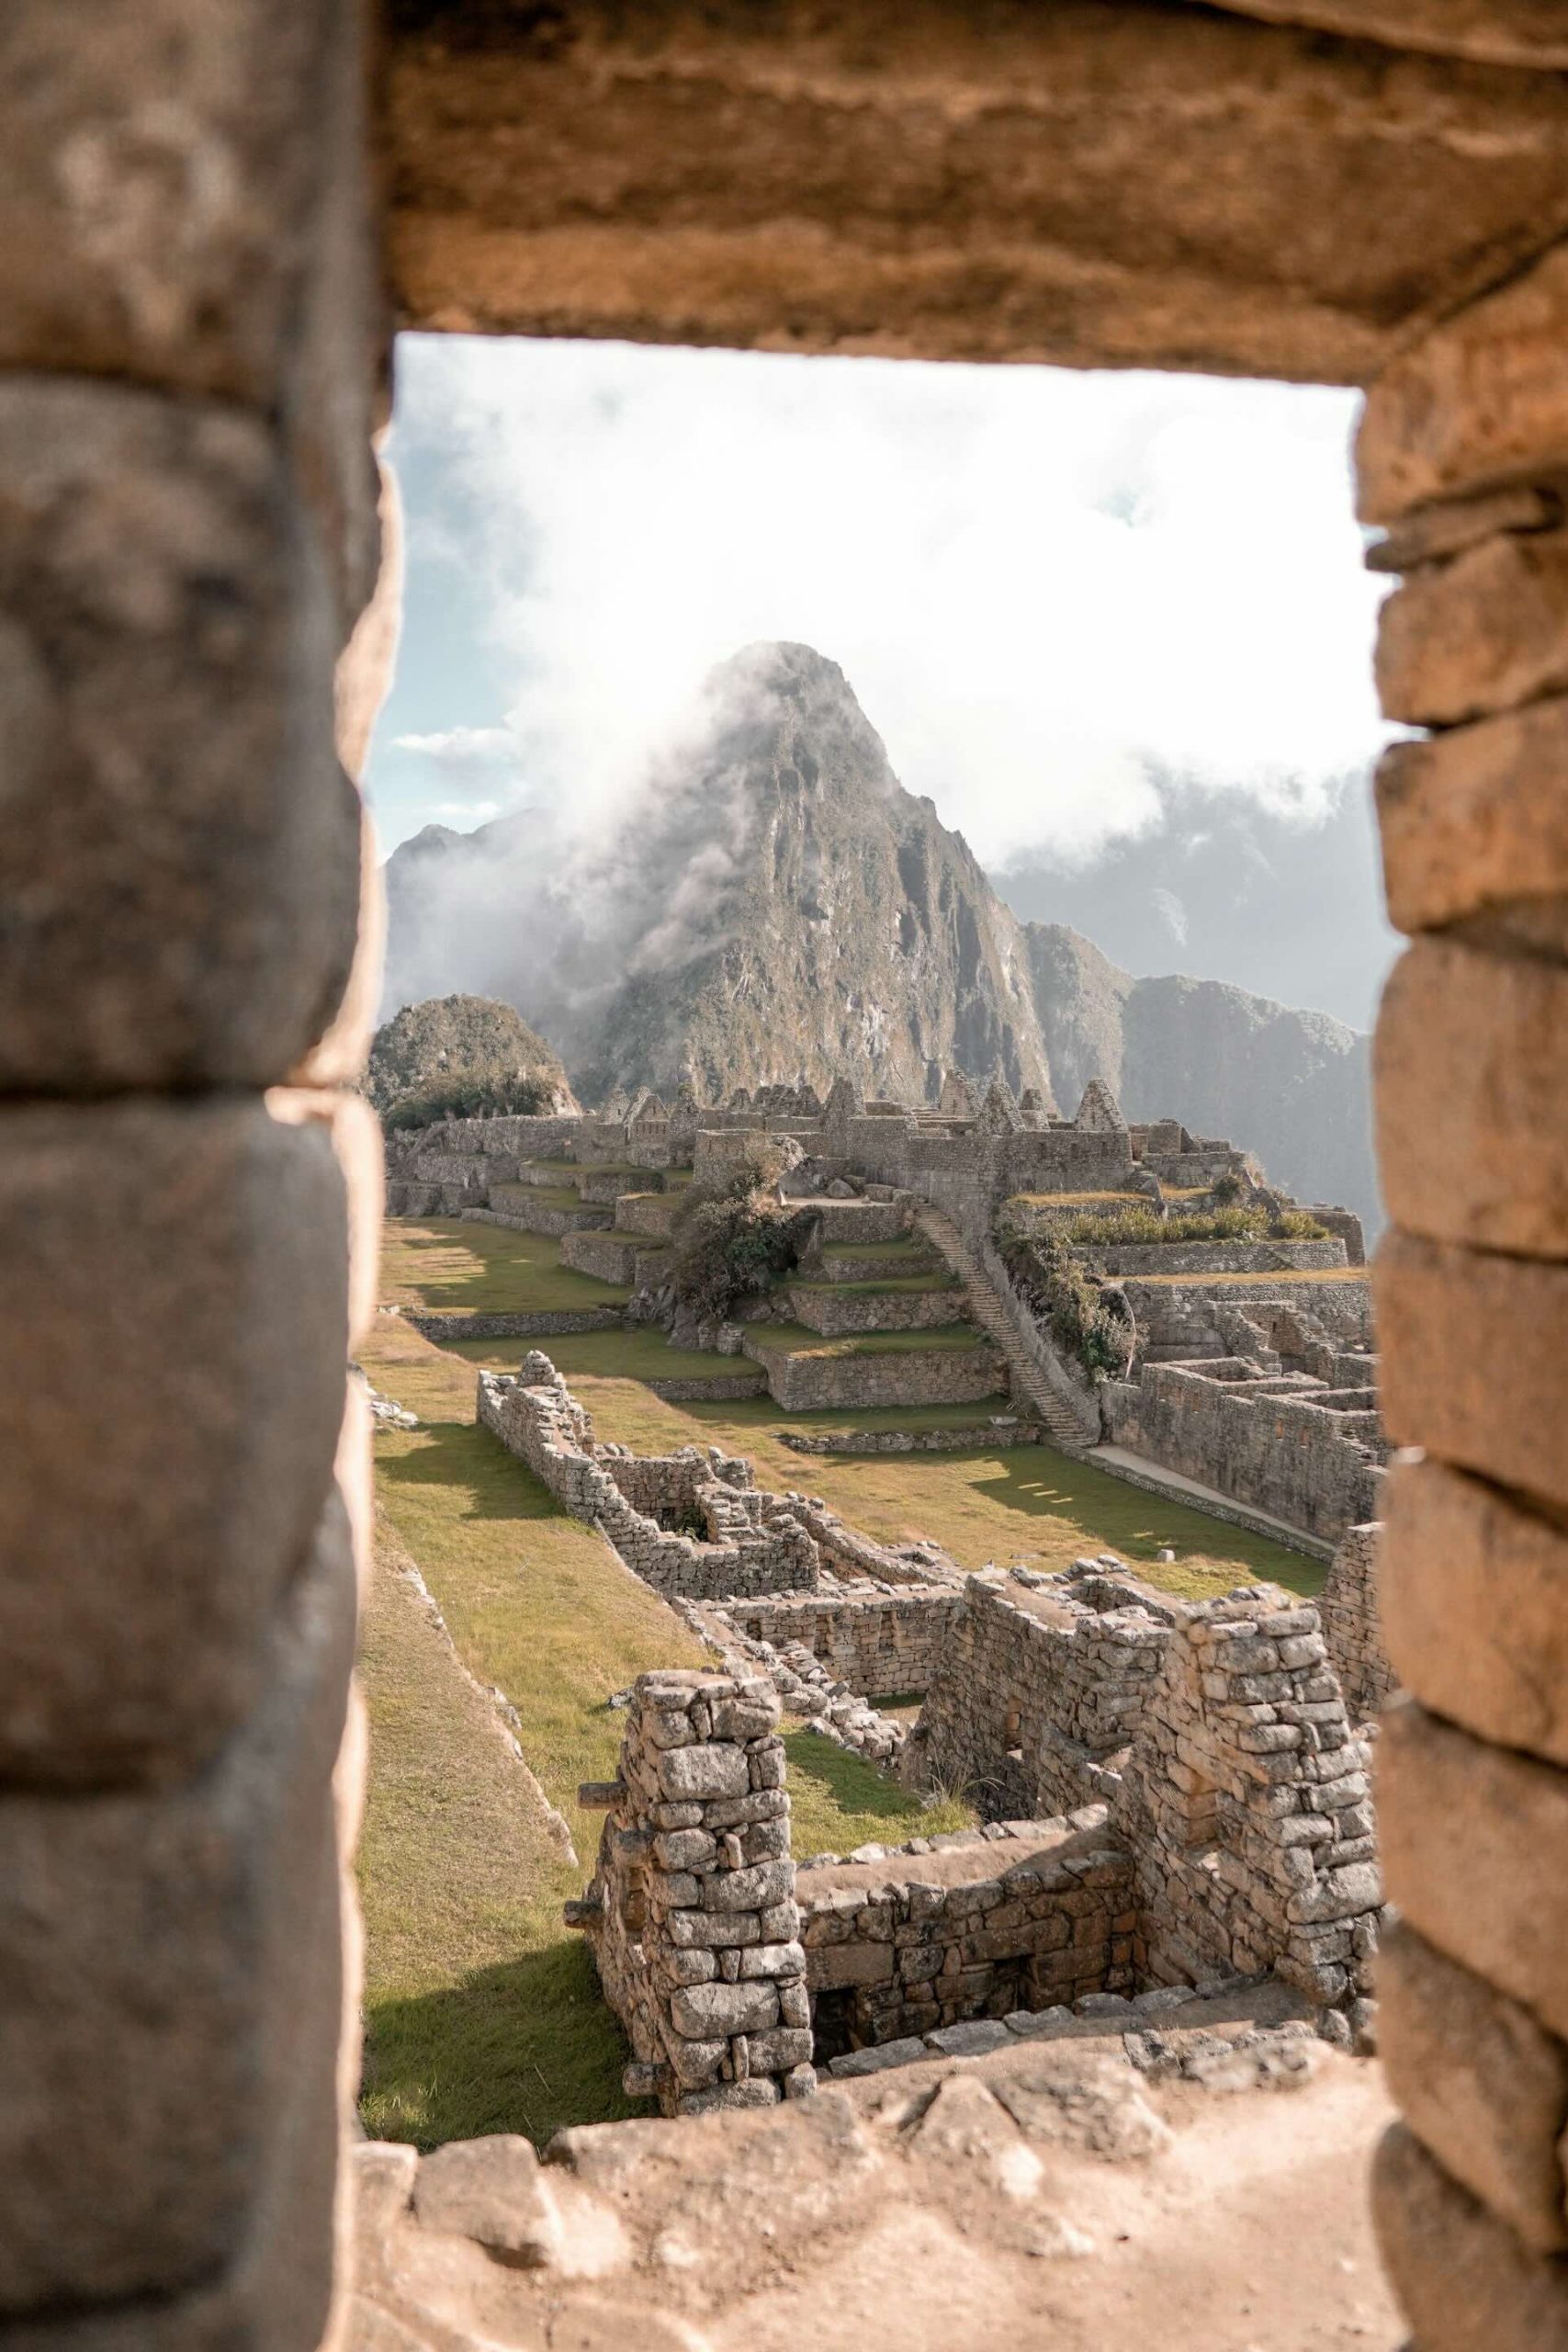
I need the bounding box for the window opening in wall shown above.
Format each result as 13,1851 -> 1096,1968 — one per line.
356,329 -> 1390,2151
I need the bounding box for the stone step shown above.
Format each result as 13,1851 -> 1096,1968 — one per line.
487,1182 -> 613,1236
787,1282 -> 967,1337
911,1204 -> 1092,1452
560,1227 -> 667,1286
614,1191 -> 682,1238
742,1326 -> 1007,1412
812,1243 -> 944,1284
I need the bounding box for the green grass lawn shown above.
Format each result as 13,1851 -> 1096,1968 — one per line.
784,1732 -> 970,1855
381,1219 -> 630,1314
747,1319 -> 991,1359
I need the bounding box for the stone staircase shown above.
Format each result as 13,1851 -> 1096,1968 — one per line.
910,1203 -> 1098,1453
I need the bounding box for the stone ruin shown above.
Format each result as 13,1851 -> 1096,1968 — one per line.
496,1356 -> 1392,2100
570,1562 -> 1386,2100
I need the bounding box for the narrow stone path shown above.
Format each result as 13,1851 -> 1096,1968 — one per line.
909,1203 -> 1096,1453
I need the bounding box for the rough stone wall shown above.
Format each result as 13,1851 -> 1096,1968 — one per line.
573,1671 -> 814,2115
478,1359 -> 819,1600
800,1811 -> 1135,2050
1318,1523 -> 1397,1724
1122,1275 -> 1375,1362
1113,1589 -> 1381,2022
1101,1362 -> 1385,1541
913,1571 -> 1175,1820
720,1591 -> 960,1701
1353,237 -> 1568,2351
0,2 -> 390,2337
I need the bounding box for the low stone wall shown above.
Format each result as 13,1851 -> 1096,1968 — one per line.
405,1307 -> 626,1340
911,1568 -> 1174,1820
1318,1521 -> 1397,1724
750,1338 -> 1006,1411
779,1418 -> 1046,1454
721,1591 -> 959,1702
798,1808 -> 1136,2052
571,1670 -> 814,2115
1101,1361 -> 1385,1543
478,1360 -> 819,1600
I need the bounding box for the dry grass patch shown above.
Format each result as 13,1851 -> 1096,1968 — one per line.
357,1517 -> 638,2150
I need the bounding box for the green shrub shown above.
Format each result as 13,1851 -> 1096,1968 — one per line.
1211,1170 -> 1245,1205
668,1153 -> 816,1323
994,1206 -> 1133,1383
383,1073 -> 553,1132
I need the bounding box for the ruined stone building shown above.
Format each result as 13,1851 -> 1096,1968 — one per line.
10,5 -> 1568,2350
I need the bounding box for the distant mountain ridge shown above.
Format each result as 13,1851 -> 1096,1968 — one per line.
381,642 -> 1379,1227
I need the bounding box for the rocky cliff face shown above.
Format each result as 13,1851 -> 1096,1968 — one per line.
382,642 -> 1379,1225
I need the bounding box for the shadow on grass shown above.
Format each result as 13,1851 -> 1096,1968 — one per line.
783,1727 -> 929,1827
360,1934 -> 644,2153
377,1421 -> 566,1525
967,1448 -> 1323,1597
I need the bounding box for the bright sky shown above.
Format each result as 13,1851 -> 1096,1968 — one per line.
368,334 -> 1391,869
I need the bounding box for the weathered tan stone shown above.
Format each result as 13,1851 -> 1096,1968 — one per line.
1377,693 -> 1568,934
1379,1917 -> 1568,2252
1359,241 -> 1568,523
412,2138 -> 560,2267
0,1519 -> 354,2313
0,1100 -> 347,1784
1378,1698 -> 1568,2042
1374,2121 -> 1568,2351
0,379 -> 361,1090
270,1088 -> 384,1350
1375,939 -> 1568,1260
1382,1455 -> 1568,1768
388,5 -> 1568,386
1375,527 -> 1568,725
1186,1 -> 1568,71
1367,483 -> 1562,571
1375,1230 -> 1568,1508
0,0 -> 357,404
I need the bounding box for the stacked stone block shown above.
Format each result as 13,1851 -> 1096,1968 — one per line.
912,1569 -> 1173,1820
572,1671 -> 814,2115
721,1590 -> 957,1700
799,1810 -> 1135,2050
1317,1523 -> 1397,1725
1113,1589 -> 1381,2022
0,2 -> 388,2341
1350,234 -> 1568,2348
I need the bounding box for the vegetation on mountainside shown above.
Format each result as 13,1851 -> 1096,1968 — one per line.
667,1146 -> 817,1323
383,1073 -> 554,1130
368,992 -> 574,1120
1055,1204 -> 1330,1248
994,1204 -> 1134,1383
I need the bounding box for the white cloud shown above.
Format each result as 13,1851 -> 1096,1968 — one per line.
392,725 -> 517,763
385,336 -> 1390,866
